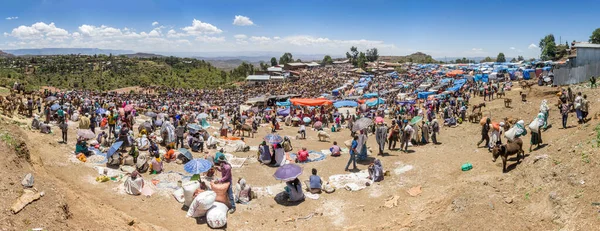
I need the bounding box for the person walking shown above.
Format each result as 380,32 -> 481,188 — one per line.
375,122 -> 388,156
175,121 -> 185,149
59,121 -> 68,144
431,117 -> 440,144
574,92 -> 583,124
402,121 -> 414,152
477,118 -> 491,150
581,94 -> 589,123
345,136 -> 358,171
388,121 -> 400,150
560,99 -> 570,129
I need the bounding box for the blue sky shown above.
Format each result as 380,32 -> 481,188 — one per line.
1,0 -> 599,58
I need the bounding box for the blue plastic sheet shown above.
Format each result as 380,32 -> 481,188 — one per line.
333,100 -> 358,108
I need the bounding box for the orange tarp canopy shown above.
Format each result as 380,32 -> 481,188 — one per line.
290,98 -> 333,106
447,70 -> 464,77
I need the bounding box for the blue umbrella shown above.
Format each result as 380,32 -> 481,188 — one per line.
178,148 -> 193,160
273,164 -> 303,181
303,117 -> 311,123
50,104 -> 61,111
187,124 -> 201,131
96,108 -> 106,115
184,158 -> 213,174
264,133 -> 283,144
106,141 -> 123,158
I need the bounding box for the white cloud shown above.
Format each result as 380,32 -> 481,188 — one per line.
6,16 -> 18,20
195,36 -> 225,43
182,19 -> 222,35
472,48 -> 483,51
510,47 -> 515,50
528,43 -> 538,49
152,21 -> 159,26
232,15 -> 254,26
7,22 -> 69,39
273,36 -> 281,40
234,34 -> 247,39
166,29 -> 186,38
249,36 -> 271,43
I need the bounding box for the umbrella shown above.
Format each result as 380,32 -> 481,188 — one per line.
77,129 -> 96,139
187,123 -> 201,131
313,121 -> 323,129
178,148 -> 193,160
184,158 -> 213,174
145,111 -> 157,117
264,133 -> 283,144
241,115 -> 248,119
45,96 -> 57,102
273,164 -> 303,182
352,118 -> 373,132
291,117 -> 300,122
375,117 -> 384,124
124,104 -> 134,112
139,121 -> 153,132
410,116 -> 423,125
95,108 -> 106,115
107,141 -> 124,158
197,113 -> 209,119
50,104 -> 61,111
303,117 -> 311,123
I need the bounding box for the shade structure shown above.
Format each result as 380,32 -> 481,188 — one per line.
107,141 -> 124,158
410,116 -> 423,125
289,98 -> 332,107
277,107 -> 290,116
197,113 -> 209,119
375,117 -> 384,124
352,117 -> 373,132
313,121 -> 323,129
264,133 -> 283,144
145,111 -> 157,117
273,164 -> 303,182
178,148 -> 193,160
95,108 -> 107,115
291,117 -> 300,122
184,158 -> 213,174
333,100 -> 358,108
187,123 -> 201,131
123,104 -> 135,112
365,98 -> 385,107
45,96 -> 57,102
138,121 -> 153,132
77,129 -> 96,139
50,104 -> 61,111
303,117 -> 311,123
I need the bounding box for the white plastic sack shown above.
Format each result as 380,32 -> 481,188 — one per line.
504,128 -> 516,141
183,181 -> 200,207
187,191 -> 216,218
529,120 -> 539,133
206,202 -> 228,228
173,188 -> 185,203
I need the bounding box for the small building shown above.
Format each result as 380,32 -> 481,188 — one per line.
554,43 -> 600,85
267,66 -> 283,72
284,62 -> 307,70
306,62 -> 320,68
246,75 -> 271,84
570,43 -> 600,66
333,59 -> 350,65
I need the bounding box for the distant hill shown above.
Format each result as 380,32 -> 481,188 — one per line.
4,48 -> 135,56
124,52 -> 164,58
0,50 -> 15,58
379,52 -> 437,63
198,58 -> 261,71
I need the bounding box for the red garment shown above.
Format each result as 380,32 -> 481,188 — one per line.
297,150 -> 309,162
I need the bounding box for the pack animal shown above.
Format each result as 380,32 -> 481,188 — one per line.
496,91 -> 505,98
504,98 -> 512,108
519,92 -> 527,102
492,138 -> 524,173
317,131 -> 330,142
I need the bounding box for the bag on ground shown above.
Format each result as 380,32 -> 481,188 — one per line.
183,181 -> 200,207
210,181 -> 231,206
206,202 -> 228,228
187,191 -> 216,218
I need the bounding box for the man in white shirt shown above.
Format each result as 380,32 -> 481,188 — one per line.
299,124 -> 306,139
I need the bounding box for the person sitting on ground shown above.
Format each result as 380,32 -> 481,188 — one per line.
39,122 -> 52,134
214,148 -> 225,164
163,144 -> 177,163
272,143 -> 285,166
296,147 -> 309,163
330,141 -> 341,157
75,139 -> 92,156
285,178 -> 305,202
368,159 -> 384,182
234,178 -> 252,204
31,115 -> 40,130
136,153 -> 149,173
307,168 -> 322,194
148,139 -> 159,157
97,131 -> 107,147
258,141 -> 271,164
124,170 -> 144,196
282,136 -> 293,152
150,153 -> 163,174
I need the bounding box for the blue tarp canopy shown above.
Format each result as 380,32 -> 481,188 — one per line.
453,78 -> 466,86
523,69 -> 535,80
474,74 -> 490,83
363,92 -> 378,98
447,85 -> 461,92
277,107 -> 290,116
333,100 -> 359,108
365,98 -> 385,107
354,83 -> 368,88
418,91 -> 435,99
440,78 -> 453,84
276,100 -> 291,106
542,67 -> 551,71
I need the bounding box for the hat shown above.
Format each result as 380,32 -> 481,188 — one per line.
499,122 -> 505,127
85,113 -> 89,116
218,155 -> 227,162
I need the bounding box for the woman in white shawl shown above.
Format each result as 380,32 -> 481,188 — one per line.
124,170 -> 144,195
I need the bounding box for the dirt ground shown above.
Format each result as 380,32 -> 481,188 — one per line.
1,84 -> 600,230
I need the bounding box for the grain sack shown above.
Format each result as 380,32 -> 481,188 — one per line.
206,202 -> 228,228
183,181 -> 200,207
210,181 -> 231,207
187,191 -> 216,218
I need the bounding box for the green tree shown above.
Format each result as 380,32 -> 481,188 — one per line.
357,52 -> 367,69
322,55 -> 333,65
539,34 -> 557,60
589,28 -> 600,44
270,57 -> 278,66
279,53 -> 293,65
366,48 -> 379,62
510,58 -> 517,62
481,57 -> 494,62
259,62 -> 269,71
517,56 -> 524,61
295,59 -> 302,62
346,46 -> 359,66
496,53 -> 506,62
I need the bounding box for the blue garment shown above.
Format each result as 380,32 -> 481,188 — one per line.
346,140 -> 358,170
309,175 -> 322,189
357,144 -> 368,161
227,183 -> 236,209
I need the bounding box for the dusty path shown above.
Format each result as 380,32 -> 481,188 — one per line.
2,84 -> 600,230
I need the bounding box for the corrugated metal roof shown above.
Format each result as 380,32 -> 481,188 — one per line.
267,67 -> 283,72
286,62 -> 306,66
574,43 -> 600,48
246,75 -> 271,81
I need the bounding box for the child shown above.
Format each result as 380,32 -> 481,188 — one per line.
330,141 -> 341,157
307,168 -> 322,194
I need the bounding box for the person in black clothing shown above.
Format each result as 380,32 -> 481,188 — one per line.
59,121 -> 68,144
477,118 -> 491,150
